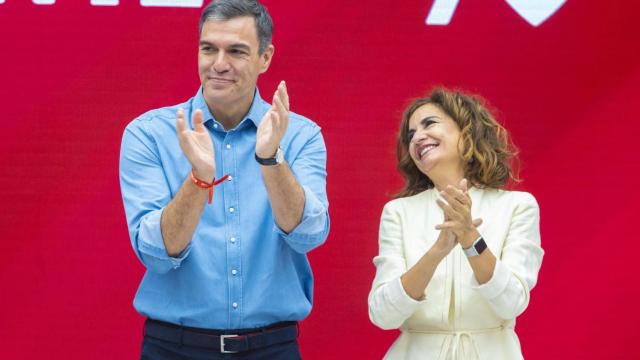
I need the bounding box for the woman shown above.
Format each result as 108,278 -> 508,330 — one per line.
368,88 -> 543,359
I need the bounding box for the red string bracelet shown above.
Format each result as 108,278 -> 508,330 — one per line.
190,170 -> 230,204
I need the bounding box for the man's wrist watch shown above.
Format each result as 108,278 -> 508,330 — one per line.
255,146 -> 284,166
463,236 -> 487,257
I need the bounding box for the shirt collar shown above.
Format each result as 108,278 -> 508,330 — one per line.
192,87 -> 269,130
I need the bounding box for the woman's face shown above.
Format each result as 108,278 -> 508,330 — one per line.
407,103 -> 464,177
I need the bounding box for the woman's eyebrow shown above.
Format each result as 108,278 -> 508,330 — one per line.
420,116 -> 440,126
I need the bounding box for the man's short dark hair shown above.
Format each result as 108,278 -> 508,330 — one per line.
199,0 -> 274,54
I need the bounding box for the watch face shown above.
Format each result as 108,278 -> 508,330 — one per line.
475,237 -> 487,254
275,147 -> 284,164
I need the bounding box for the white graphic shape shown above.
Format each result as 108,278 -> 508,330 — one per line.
141,0 -> 202,7
426,0 -> 459,25
425,0 -> 566,27
505,0 -> 566,26
91,0 -> 119,5
33,0 -> 55,4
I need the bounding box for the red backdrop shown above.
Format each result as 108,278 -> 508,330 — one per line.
1,1 -> 639,358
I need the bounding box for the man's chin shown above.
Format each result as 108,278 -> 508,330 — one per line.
203,87 -> 234,103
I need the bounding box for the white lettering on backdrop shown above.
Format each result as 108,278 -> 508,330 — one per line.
14,0 -> 202,7
5,0 -> 565,27
426,0 -> 566,26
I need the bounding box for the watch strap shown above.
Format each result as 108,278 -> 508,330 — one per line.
255,146 -> 283,166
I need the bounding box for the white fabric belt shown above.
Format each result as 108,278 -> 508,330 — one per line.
406,325 -> 509,360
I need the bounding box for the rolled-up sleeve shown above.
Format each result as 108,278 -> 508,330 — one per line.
276,126 -> 330,254
119,120 -> 191,274
368,202 -> 425,330
471,192 -> 544,320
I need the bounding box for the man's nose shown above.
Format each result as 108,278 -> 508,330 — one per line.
213,52 -> 230,73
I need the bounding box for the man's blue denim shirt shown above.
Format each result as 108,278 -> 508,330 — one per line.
119,87 -> 329,329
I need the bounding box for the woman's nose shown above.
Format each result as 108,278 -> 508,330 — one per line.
411,131 -> 428,144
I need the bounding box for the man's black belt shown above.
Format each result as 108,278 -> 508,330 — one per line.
144,318 -> 299,354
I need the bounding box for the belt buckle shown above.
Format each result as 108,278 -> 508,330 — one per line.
220,334 -> 239,354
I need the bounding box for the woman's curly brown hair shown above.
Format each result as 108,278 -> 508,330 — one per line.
396,87 -> 519,198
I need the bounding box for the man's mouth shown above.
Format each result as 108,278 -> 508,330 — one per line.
208,77 -> 235,84
416,143 -> 439,159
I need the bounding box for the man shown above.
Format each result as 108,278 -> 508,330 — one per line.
119,1 -> 329,358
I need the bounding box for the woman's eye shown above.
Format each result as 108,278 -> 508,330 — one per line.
407,130 -> 415,142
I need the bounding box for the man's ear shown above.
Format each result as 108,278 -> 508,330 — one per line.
259,44 -> 275,74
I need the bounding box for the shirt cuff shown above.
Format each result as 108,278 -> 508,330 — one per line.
138,208 -> 191,269
470,260 -> 511,300
385,277 -> 426,317
274,185 -> 328,239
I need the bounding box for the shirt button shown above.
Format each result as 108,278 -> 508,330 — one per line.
230,237 -> 236,243
231,269 -> 237,275
229,207 -> 235,213
232,302 -> 238,309
213,123 -> 218,128
226,144 -> 231,149
227,175 -> 233,181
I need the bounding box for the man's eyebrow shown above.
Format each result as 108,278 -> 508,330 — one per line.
228,43 -> 251,51
199,41 -> 251,51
